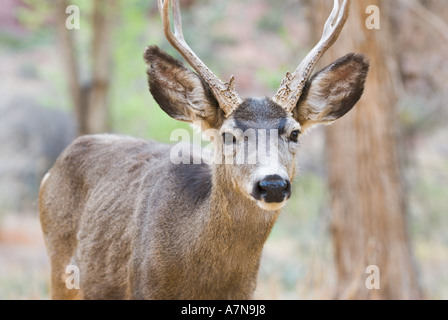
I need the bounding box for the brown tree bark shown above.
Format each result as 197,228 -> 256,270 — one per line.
56,0 -> 85,134
306,0 -> 421,299
56,0 -> 117,135
87,0 -> 117,134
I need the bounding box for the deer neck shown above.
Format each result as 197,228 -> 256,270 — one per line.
203,164 -> 281,253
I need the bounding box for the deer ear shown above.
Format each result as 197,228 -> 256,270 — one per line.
144,46 -> 222,128
293,53 -> 369,131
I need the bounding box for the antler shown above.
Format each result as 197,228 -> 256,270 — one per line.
273,0 -> 351,112
158,0 -> 242,117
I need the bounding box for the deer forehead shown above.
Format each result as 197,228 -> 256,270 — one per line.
223,97 -> 299,133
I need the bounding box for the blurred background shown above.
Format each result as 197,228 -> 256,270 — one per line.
0,0 -> 447,299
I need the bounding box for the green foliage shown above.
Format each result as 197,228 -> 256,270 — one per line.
1,0 -> 237,142
256,67 -> 289,91
256,6 -> 285,34
259,172 -> 332,298
17,0 -> 53,30
108,0 -> 191,141
13,0 -> 193,142
271,172 -> 328,241
0,269 -> 49,299
0,0 -> 53,50
410,167 -> 448,243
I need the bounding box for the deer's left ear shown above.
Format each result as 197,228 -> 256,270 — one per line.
293,53 -> 369,131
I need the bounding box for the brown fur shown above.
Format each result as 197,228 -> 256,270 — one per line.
40,135 -> 278,299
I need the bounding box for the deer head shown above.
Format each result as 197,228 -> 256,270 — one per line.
144,0 -> 368,211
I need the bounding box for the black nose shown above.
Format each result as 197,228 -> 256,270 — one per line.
255,175 -> 291,203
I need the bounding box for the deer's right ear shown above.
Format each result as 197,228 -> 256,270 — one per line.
144,46 -> 222,128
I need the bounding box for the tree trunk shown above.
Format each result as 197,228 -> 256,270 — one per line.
307,0 -> 421,299
56,0 -> 85,134
56,0 -> 117,135
87,0 -> 117,134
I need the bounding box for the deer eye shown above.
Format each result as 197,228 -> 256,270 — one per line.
289,130 -> 301,142
222,132 -> 236,145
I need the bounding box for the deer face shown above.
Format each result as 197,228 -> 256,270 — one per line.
145,47 -> 368,211
217,98 -> 299,210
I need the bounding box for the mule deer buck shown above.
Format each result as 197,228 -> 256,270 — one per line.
39,0 -> 368,299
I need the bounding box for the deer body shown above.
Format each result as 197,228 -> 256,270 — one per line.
40,135 -> 278,299
40,0 -> 368,299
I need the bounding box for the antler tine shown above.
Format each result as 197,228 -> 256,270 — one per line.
324,0 -> 340,31
171,0 -> 184,39
158,0 -> 242,117
273,0 -> 351,112
159,0 -> 182,48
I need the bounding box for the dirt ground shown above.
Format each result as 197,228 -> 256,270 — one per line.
0,212 -> 49,299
